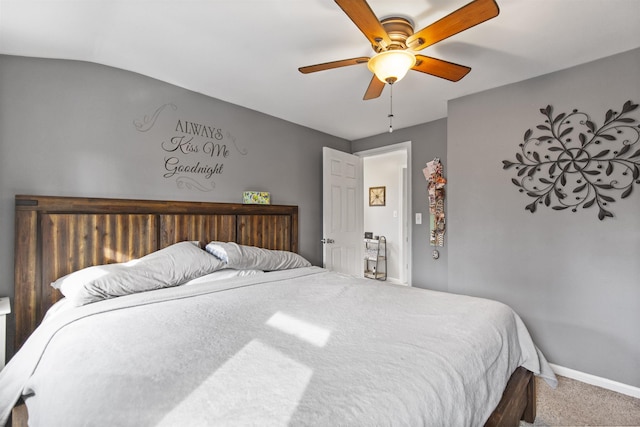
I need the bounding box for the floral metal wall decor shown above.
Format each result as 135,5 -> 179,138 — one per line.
502,100 -> 640,220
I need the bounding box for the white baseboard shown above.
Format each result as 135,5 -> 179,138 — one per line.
549,363 -> 640,399
386,277 -> 408,286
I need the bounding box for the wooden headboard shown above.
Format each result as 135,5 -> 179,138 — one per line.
13,195 -> 299,351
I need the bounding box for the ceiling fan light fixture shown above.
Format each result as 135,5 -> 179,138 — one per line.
368,50 -> 416,84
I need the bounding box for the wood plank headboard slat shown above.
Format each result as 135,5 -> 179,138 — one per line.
160,214 -> 236,247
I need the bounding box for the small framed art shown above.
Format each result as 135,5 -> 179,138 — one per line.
369,186 -> 385,206
242,191 -> 271,205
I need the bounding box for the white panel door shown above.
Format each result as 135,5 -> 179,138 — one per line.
322,147 -> 362,276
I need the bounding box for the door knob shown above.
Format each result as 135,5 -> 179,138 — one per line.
321,238 -> 335,244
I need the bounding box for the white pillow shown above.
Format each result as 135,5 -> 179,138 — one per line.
205,242 -> 311,271
182,269 -> 264,286
52,241 -> 225,306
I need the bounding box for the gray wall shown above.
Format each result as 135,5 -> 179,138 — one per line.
352,119 -> 449,292
0,55 -> 349,353
447,48 -> 640,387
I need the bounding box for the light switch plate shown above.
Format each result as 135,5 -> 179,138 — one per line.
415,213 -> 422,224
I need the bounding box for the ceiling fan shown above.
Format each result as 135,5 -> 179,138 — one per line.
299,0 -> 500,100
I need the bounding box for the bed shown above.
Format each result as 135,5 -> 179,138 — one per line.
1,195 -> 556,427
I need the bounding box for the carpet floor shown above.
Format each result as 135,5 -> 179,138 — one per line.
520,375 -> 640,426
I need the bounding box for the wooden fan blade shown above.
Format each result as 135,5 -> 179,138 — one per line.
335,0 -> 392,50
412,55 -> 471,82
406,0 -> 499,51
299,57 -> 370,74
363,75 -> 385,100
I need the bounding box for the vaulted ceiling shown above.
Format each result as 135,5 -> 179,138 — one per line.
1,0 -> 639,140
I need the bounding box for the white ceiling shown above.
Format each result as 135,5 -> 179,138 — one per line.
1,0 -> 639,140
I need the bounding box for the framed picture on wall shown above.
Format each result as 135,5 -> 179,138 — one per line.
369,186 -> 386,206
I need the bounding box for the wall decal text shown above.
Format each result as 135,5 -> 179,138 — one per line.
134,104 -> 248,191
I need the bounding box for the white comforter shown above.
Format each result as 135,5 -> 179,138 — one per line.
0,267 -> 556,426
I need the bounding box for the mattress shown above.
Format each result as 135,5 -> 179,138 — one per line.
0,266 -> 556,426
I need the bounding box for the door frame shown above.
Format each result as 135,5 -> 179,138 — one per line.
354,141 -> 412,286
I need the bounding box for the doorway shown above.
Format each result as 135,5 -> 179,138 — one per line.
356,142 -> 411,285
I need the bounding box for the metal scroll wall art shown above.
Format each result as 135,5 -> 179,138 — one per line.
502,100 -> 640,220
423,158 -> 446,255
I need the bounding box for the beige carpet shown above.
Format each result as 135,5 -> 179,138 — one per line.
520,375 -> 640,427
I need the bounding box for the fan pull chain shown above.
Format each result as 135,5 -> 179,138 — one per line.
388,83 -> 394,133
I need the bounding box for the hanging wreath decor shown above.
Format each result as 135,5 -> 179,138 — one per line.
502,100 -> 640,220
